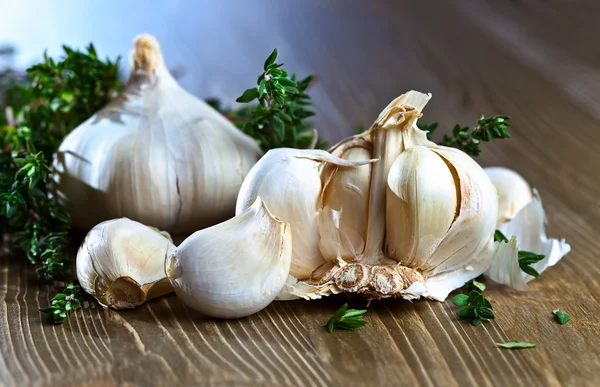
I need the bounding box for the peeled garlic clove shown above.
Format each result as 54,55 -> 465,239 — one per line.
485,166 -> 533,225
386,145 -> 458,269
235,148 -> 375,280
52,33 -> 262,235
485,191 -> 571,290
76,218 -> 176,309
166,198 -> 292,319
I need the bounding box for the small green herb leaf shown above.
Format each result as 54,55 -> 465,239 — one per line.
263,48 -> 278,70
466,279 -> 486,293
552,309 -> 570,325
518,251 -> 545,278
453,294 -> 470,307
39,283 -> 84,324
494,230 -> 509,243
236,88 -> 259,103
497,341 -> 536,349
327,303 -> 368,333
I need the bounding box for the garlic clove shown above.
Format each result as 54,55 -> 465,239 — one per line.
235,148 -> 375,280
52,34 -> 263,235
485,191 -> 571,290
76,218 -> 176,309
484,166 -> 533,225
360,90 -> 433,258
166,198 -> 292,319
386,145 -> 458,269
424,147 -> 499,276
317,207 -> 365,261
320,137 -> 373,257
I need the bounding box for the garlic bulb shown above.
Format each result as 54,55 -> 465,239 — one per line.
237,90 -> 499,303
483,167 -> 571,290
166,198 -> 292,319
76,218 -> 176,309
52,34 -> 263,235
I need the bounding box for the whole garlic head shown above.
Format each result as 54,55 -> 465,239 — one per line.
76,218 -> 176,309
52,34 -> 263,235
166,198 -> 292,319
237,90 -> 499,303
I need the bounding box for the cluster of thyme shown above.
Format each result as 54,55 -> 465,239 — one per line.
210,48 -> 327,151
1,44 -> 122,322
419,115 -> 511,157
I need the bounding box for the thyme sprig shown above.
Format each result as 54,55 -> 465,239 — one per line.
420,115 -> 511,157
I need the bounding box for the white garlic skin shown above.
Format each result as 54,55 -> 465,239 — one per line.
76,217 -> 176,309
51,34 -> 263,235
166,198 -> 292,319
484,166 -> 533,225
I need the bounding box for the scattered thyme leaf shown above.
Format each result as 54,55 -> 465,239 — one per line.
326,303 -> 368,333
453,278 -> 494,326
494,230 -> 509,243
552,309 -> 570,325
465,278 -> 487,293
518,251 -> 545,278
497,341 -> 536,349
39,283 -> 83,324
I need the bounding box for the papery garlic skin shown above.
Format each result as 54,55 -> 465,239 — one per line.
76,218 -> 176,309
235,148 -> 375,280
166,198 -> 292,319
52,34 -> 263,235
484,167 -> 533,225
485,191 -> 571,290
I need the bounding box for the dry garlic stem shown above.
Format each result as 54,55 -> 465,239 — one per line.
76,218 -> 176,309
166,198 -> 292,319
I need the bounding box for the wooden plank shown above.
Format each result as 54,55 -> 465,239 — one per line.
2,0 -> 600,386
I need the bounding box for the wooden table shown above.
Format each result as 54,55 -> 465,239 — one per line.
2,1 -> 600,386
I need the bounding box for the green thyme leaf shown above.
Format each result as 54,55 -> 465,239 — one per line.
552,309 -> 570,325
236,88 -> 259,103
327,303 -> 368,333
452,294 -> 470,307
497,341 -> 536,349
263,48 -> 278,70
518,251 -> 545,278
494,230 -> 509,243
40,283 -> 84,324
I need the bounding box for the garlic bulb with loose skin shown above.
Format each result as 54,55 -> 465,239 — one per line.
483,167 -> 571,290
52,34 -> 263,235
166,198 -> 292,319
237,90 -> 500,303
76,218 -> 176,309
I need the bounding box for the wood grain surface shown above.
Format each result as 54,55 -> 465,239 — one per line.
2,1 -> 600,386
